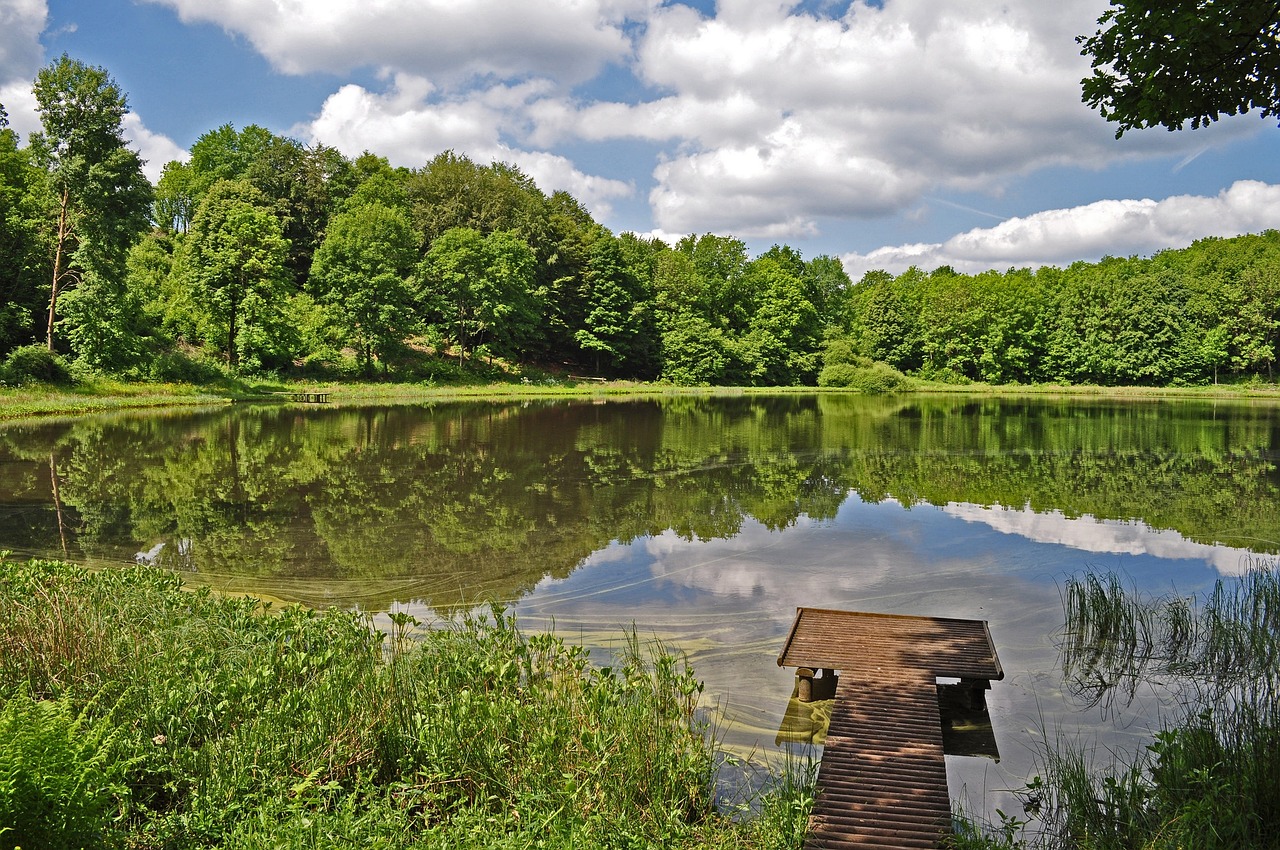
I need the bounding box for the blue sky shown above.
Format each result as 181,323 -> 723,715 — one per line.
3,0 -> 1279,277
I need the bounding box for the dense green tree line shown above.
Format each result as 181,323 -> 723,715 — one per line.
0,56 -> 846,385
838,232 -> 1280,386
3,55 -> 1279,387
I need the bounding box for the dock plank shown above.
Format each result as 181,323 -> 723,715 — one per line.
777,608 -> 1003,849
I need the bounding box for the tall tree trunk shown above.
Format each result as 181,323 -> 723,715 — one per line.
228,294 -> 239,368
46,185 -> 72,351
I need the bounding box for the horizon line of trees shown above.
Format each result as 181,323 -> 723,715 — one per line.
2,55 -> 1279,388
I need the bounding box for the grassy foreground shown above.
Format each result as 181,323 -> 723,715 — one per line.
0,558 -> 812,850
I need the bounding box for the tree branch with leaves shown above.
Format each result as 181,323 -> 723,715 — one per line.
1079,0 -> 1280,136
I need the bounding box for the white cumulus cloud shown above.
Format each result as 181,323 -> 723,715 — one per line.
943,502 -> 1262,577
514,0 -> 1258,238
0,0 -> 45,136
0,0 -> 45,83
121,112 -> 189,183
840,180 -> 1280,277
141,0 -> 649,83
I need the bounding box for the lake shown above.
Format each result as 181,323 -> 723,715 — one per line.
2,393 -> 1277,820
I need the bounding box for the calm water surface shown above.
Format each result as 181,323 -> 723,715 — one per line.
3,393 -> 1278,817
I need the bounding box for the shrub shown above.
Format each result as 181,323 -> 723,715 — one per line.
399,355 -> 465,385
817,360 -> 910,393
147,351 -> 225,384
2,344 -> 74,386
915,364 -> 973,385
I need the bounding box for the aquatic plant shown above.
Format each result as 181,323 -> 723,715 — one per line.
1061,562 -> 1280,711
956,561 -> 1280,849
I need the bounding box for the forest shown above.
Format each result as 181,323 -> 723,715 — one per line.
2,55 -> 1279,389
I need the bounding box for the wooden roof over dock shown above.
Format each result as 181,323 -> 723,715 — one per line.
777,608 -> 1003,850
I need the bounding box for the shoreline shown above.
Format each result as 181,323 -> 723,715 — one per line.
3,377 -> 1280,422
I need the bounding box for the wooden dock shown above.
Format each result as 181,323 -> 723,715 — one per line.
777,608 -> 1003,849
274,391 -> 329,403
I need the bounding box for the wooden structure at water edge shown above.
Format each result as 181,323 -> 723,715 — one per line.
275,391 -> 329,403
777,608 -> 1004,849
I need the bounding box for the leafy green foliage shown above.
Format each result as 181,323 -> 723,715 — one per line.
574,233 -> 657,376
1079,1 -> 1280,135
177,180 -> 292,369
816,360 -> 909,393
0,694 -> 134,850
817,339 -> 910,393
28,54 -> 152,358
660,315 -> 732,385
146,350 -> 226,384
0,558 -> 810,849
417,227 -> 543,362
0,113 -> 47,355
2,344 -> 74,385
407,152 -> 550,249
844,233 -> 1280,386
309,201 -> 417,374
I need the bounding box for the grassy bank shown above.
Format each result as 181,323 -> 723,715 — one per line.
0,376 -> 823,421
0,379 -> 251,422
4,375 -> 1280,422
0,557 -> 811,850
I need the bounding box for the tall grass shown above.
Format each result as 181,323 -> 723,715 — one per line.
967,561 -> 1280,850
1061,564 -> 1280,710
0,557 -> 808,849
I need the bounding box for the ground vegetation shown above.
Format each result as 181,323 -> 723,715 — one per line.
0,557 -> 813,849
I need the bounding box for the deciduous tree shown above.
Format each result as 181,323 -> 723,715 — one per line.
309,202 -> 417,374
1079,0 -> 1280,135
178,180 -> 291,369
28,54 -> 152,353
575,235 -> 654,376
0,103 -> 47,355
416,228 -> 542,363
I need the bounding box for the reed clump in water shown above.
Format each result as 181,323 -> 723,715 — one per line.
952,562 -> 1280,849
1061,565 -> 1280,708
998,562 -> 1280,850
0,557 -> 810,849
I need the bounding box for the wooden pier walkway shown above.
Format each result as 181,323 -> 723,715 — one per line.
274,391 -> 329,403
777,608 -> 1003,849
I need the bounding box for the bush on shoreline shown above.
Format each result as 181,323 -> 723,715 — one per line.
1,345 -> 75,387
0,558 -> 810,849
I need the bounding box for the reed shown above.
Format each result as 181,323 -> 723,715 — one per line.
959,561 -> 1280,849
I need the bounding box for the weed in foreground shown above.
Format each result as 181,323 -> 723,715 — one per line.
0,558 -> 811,849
